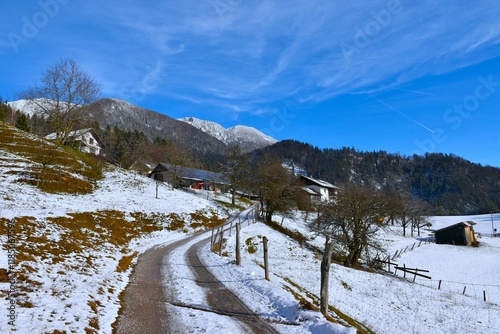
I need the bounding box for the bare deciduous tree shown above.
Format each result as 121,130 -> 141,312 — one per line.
314,184 -> 388,267
165,145 -> 190,189
256,156 -> 296,223
21,58 -> 101,144
386,191 -> 431,237
311,184 -> 388,316
220,145 -> 249,205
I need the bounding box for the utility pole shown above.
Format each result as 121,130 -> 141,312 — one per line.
492,212 -> 496,237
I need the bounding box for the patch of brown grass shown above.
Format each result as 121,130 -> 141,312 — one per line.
89,317 -> 99,329
116,252 -> 138,273
88,299 -> 102,314
0,210 -> 194,312
189,208 -> 226,230
0,268 -> 8,282
245,237 -> 260,254
0,122 -> 103,194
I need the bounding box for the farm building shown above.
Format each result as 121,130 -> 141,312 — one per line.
46,128 -> 104,156
434,221 -> 479,246
149,163 -> 227,190
291,175 -> 339,202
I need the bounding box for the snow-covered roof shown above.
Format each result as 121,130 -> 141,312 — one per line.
433,220 -> 477,232
301,186 -> 321,196
154,163 -> 227,184
297,175 -> 338,189
45,128 -> 94,140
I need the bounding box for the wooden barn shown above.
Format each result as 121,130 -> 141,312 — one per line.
434,221 -> 479,246
149,163 -> 227,191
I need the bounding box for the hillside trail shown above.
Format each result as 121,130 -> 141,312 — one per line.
186,237 -> 280,333
114,210 -> 279,334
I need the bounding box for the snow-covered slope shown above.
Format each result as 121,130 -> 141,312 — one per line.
179,116 -> 277,152
3,124 -> 498,334
0,126 -> 346,333
7,99 -> 66,117
224,212 -> 500,334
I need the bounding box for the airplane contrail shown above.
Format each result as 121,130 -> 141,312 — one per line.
368,93 -> 434,133
397,88 -> 436,96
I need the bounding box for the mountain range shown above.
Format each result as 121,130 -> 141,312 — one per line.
8,98 -> 277,156
178,116 -> 277,152
6,97 -> 500,215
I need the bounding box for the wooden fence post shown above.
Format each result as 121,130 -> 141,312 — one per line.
236,223 -> 241,266
438,280 -> 442,290
483,291 -> 487,302
263,236 -> 269,281
462,286 -> 467,295
218,229 -> 224,256
211,230 -> 215,249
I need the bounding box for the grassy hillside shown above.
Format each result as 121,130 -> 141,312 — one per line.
0,122 -> 103,194
0,122 -> 229,333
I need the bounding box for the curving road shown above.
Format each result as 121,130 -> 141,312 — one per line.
114,212 -> 279,333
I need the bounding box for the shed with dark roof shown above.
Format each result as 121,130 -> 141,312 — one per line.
434,221 -> 478,246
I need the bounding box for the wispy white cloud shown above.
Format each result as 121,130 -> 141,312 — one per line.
12,0 -> 498,114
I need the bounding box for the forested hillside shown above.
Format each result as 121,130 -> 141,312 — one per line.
5,95 -> 500,215
255,140 -> 500,215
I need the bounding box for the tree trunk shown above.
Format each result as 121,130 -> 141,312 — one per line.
265,210 -> 273,224
320,236 -> 334,316
263,236 -> 269,281
235,223 -> 241,266
344,245 -> 356,267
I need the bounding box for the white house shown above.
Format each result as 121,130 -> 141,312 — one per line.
46,128 -> 104,155
292,175 -> 339,202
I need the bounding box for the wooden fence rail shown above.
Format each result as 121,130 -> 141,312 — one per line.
394,265 -> 432,281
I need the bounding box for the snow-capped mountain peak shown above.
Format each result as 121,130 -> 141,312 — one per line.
178,117 -> 277,151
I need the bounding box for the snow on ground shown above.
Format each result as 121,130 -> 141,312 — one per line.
161,214 -> 353,334
160,228 -> 269,334
0,164 -> 222,333
0,166 -> 218,220
199,212 -> 500,334
2,155 -> 500,333
0,160 -> 352,333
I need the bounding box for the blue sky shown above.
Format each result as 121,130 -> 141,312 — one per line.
2,0 -> 500,166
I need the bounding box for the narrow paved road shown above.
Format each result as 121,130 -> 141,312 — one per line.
187,238 -> 280,333
113,237 -> 188,334
114,214 -> 278,333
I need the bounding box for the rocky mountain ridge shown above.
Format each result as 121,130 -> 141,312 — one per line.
8,98 -> 277,155
178,116 -> 277,152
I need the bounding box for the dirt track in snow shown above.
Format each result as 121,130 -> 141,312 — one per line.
114,221 -> 279,333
